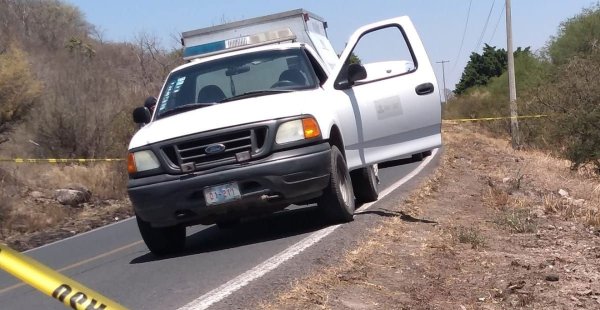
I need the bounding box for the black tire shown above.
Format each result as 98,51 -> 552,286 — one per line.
136,215 -> 186,256
318,145 -> 355,222
412,152 -> 424,161
351,164 -> 379,203
412,150 -> 432,161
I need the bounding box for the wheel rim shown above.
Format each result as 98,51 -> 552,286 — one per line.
337,160 -> 351,205
369,164 -> 379,188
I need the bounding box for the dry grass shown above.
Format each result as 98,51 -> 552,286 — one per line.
494,207 -> 537,233
453,226 -> 486,249
0,162 -> 130,248
543,193 -> 600,227
3,203 -> 72,233
7,162 -> 127,199
0,194 -> 13,235
456,123 -> 600,231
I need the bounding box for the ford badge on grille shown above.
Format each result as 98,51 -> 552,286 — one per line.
205,143 -> 226,154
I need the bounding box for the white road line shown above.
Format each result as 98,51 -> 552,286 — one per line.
178,148 -> 438,310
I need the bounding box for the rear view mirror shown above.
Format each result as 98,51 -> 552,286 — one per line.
133,107 -> 151,124
347,63 -> 367,85
225,65 -> 250,76
335,63 -> 368,90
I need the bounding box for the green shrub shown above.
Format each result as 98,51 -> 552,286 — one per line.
534,51 -> 600,171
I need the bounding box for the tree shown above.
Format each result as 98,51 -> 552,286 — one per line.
0,45 -> 40,144
454,44 -> 508,94
443,49 -> 549,131
348,52 -> 362,65
132,32 -> 183,94
455,45 -> 533,95
535,47 -> 600,172
0,0 -> 90,53
547,4 -> 600,65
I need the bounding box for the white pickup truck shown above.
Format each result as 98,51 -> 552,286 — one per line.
128,9 -> 441,255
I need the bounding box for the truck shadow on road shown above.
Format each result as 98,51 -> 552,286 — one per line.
130,205 -> 331,263
355,208 -> 437,224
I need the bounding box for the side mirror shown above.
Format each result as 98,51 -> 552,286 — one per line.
347,63 -> 367,85
132,107 -> 151,124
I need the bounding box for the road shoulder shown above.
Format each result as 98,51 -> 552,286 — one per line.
259,124 -> 600,309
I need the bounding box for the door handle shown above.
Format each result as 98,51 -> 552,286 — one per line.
415,83 -> 434,95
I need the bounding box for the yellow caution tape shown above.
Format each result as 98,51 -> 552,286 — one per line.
443,114 -> 548,123
0,115 -> 548,163
0,158 -> 124,163
0,244 -> 128,310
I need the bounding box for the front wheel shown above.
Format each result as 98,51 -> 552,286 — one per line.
136,215 -> 186,256
318,145 -> 355,223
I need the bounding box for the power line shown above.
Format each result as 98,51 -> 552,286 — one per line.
474,0 -> 497,52
450,0 -> 473,75
488,2 -> 506,43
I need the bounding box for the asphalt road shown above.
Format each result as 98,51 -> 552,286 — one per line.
0,150 -> 439,310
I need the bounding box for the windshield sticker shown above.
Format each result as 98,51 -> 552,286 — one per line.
173,77 -> 186,93
159,82 -> 175,111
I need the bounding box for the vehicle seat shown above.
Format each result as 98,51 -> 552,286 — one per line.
278,69 -> 306,85
197,85 -> 226,103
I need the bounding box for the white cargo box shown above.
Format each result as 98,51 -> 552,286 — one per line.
181,9 -> 339,70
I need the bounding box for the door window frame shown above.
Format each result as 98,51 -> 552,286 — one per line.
334,24 -> 420,89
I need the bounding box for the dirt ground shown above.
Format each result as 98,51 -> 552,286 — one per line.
260,123 -> 600,310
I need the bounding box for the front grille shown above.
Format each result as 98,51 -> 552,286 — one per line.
162,127 -> 268,172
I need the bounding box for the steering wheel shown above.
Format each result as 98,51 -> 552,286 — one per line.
270,80 -> 296,88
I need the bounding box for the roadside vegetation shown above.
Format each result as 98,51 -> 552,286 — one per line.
0,0 -> 181,246
444,4 -> 600,173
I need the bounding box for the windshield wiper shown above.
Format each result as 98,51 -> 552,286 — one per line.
158,102 -> 216,118
218,89 -> 292,103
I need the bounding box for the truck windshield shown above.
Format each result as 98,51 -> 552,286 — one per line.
156,48 -> 318,119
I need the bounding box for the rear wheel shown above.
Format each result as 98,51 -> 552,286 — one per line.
318,145 -> 355,222
412,150 -> 433,161
136,215 -> 186,256
351,164 -> 379,203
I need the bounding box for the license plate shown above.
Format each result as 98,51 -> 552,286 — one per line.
203,182 -> 241,206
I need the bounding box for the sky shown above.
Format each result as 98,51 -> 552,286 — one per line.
65,0 -> 598,91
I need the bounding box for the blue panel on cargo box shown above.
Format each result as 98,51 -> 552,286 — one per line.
183,40 -> 226,58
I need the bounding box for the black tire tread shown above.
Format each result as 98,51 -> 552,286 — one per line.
351,166 -> 379,203
136,215 -> 185,256
318,145 -> 355,223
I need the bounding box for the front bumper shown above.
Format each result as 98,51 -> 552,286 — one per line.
128,143 -> 331,227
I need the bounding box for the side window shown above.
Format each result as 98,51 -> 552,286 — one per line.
340,25 -> 416,85
305,50 -> 328,85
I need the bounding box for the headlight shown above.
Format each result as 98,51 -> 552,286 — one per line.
275,117 -> 321,144
127,150 -> 160,174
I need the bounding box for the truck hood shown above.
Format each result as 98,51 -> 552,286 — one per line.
129,90 -> 319,149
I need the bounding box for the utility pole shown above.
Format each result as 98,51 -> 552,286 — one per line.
506,0 -> 520,148
436,60 -> 449,103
